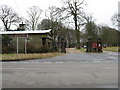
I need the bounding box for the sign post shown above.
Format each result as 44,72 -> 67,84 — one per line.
15,34 -> 28,54
25,37 -> 27,54
17,37 -> 19,54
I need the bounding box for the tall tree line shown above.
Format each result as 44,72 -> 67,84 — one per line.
0,3 -> 119,52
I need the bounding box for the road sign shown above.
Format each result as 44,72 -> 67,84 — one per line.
15,34 -> 28,37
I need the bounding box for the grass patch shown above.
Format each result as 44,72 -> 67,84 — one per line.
1,53 -> 64,61
102,47 -> 119,52
78,47 -> 119,52
78,48 -> 86,52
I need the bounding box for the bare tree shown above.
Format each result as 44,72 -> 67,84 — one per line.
62,0 -> 85,49
82,14 -> 99,40
27,6 -> 42,30
111,12 -> 120,51
0,5 -> 21,31
111,13 -> 119,27
44,6 -> 63,51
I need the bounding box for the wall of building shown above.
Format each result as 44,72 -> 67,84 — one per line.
2,34 -> 52,53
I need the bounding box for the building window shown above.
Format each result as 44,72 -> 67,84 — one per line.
42,38 -> 46,46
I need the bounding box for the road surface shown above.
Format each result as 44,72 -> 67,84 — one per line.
2,48 -> 119,88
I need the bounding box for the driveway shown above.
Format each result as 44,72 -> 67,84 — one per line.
2,48 -> 118,88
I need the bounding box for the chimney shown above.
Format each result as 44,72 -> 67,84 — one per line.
19,22 -> 26,31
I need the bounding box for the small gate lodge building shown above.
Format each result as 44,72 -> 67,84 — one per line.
1,23 -> 52,54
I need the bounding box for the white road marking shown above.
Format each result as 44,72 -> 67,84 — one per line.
1,68 -> 41,70
43,62 -> 52,63
55,62 -> 63,63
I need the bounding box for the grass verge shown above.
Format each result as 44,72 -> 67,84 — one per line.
1,53 -> 64,61
78,47 -> 119,52
103,47 -> 119,52
78,48 -> 86,52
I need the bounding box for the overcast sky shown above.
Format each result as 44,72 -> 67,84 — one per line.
0,0 -> 119,29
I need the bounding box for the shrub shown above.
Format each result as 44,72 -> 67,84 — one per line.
2,45 -> 16,54
27,43 -> 49,53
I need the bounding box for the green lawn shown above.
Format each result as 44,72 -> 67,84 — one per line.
103,47 -> 119,52
78,48 -> 86,52
1,53 -> 64,61
78,47 -> 119,52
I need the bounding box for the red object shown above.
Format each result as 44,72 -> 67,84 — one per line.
92,42 -> 97,48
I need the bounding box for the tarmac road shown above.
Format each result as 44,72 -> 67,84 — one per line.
2,48 -> 119,88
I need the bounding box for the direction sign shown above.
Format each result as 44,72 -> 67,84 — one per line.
15,34 -> 28,37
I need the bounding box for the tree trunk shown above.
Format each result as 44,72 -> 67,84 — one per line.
74,15 -> 80,49
2,20 -> 9,31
